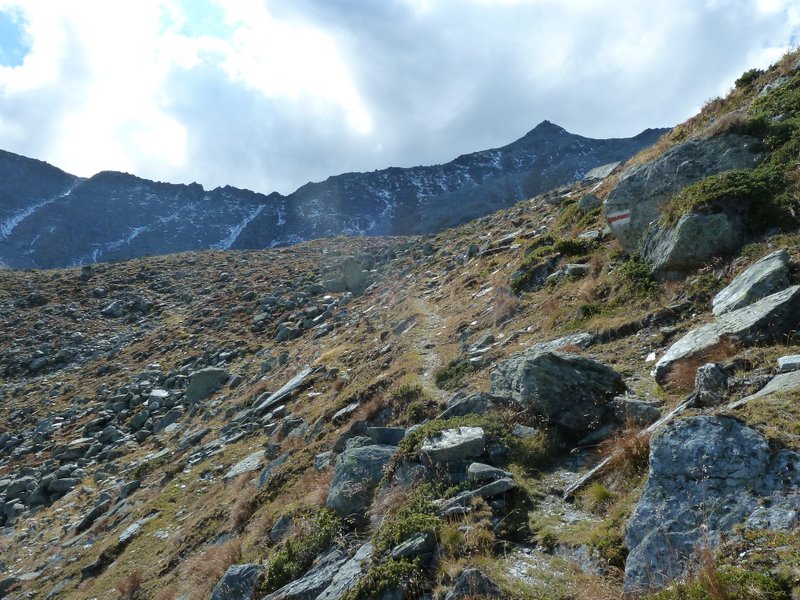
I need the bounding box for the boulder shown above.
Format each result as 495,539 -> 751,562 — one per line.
641,212 -> 744,277
778,354 -> 800,373
691,363 -> 728,407
185,367 -> 229,403
326,445 -> 396,521
712,249 -> 790,316
443,568 -> 503,600
437,392 -> 508,420
341,257 -> 369,295
490,350 -> 624,433
624,416 -> 800,594
653,286 -> 800,384
605,134 -> 763,253
316,543 -> 373,600
210,564 -> 265,600
420,427 -> 485,463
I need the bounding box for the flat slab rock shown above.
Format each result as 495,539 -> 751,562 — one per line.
624,416 -> 800,594
420,427 -> 485,463
653,285 -> 800,384
728,369 -> 800,409
224,450 -> 265,481
712,249 -> 789,316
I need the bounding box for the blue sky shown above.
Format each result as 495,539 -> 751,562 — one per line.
0,0 -> 798,195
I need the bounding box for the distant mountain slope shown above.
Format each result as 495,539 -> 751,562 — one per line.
0,121 -> 666,268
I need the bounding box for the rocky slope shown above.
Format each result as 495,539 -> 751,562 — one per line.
0,122 -> 665,269
1,53 -> 800,600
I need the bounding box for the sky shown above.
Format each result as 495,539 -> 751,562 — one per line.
0,1 -> 798,196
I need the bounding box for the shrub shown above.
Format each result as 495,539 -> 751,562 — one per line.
372,485 -> 440,555
614,257 -> 659,300
342,558 -> 425,600
735,67 -> 764,89
434,358 -> 476,390
260,510 -> 343,593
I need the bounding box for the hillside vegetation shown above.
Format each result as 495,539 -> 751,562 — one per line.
1,49 -> 800,600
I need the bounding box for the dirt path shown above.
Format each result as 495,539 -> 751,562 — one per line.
407,293 -> 450,405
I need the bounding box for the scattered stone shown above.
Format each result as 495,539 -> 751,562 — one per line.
316,543 -> 373,600
185,367 -> 229,403
420,427 -> 485,463
778,354 -> 800,373
224,450 -> 265,482
728,369 -> 800,409
610,397 -> 662,426
691,363 -> 728,407
390,530 -> 436,560
443,568 -> 503,600
712,249 -> 790,316
210,564 -> 265,600
467,463 -> 511,483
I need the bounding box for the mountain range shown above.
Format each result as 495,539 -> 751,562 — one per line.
0,121 -> 665,269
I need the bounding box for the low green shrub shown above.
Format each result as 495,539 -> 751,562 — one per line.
434,358 -> 476,390
260,510 -> 343,593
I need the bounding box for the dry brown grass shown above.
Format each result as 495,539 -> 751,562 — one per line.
154,583 -> 179,600
228,481 -> 258,530
663,340 -> 739,392
114,569 -> 143,599
493,285 -> 521,325
572,574 -> 623,600
178,538 -> 242,598
702,109 -> 748,138
283,466 -> 333,509
598,420 -> 651,476
368,485 -> 413,534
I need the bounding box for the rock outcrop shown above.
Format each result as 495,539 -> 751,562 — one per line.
653,285 -> 800,383
624,416 -> 800,593
712,249 -> 790,316
604,134 -> 763,253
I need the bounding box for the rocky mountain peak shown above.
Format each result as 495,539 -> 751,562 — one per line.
0,123 -> 665,269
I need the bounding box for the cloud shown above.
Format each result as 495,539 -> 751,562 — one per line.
0,0 -> 797,194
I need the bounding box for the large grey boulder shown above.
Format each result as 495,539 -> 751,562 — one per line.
210,563 -> 264,600
624,416 -> 800,594
490,350 -> 625,433
185,367 -> 229,403
640,212 -> 744,277
326,445 -> 396,521
712,249 -> 790,316
420,427 -> 485,463
653,285 -> 800,384
605,134 -> 763,253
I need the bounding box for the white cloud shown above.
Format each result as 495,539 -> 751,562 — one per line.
0,0 -> 797,194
